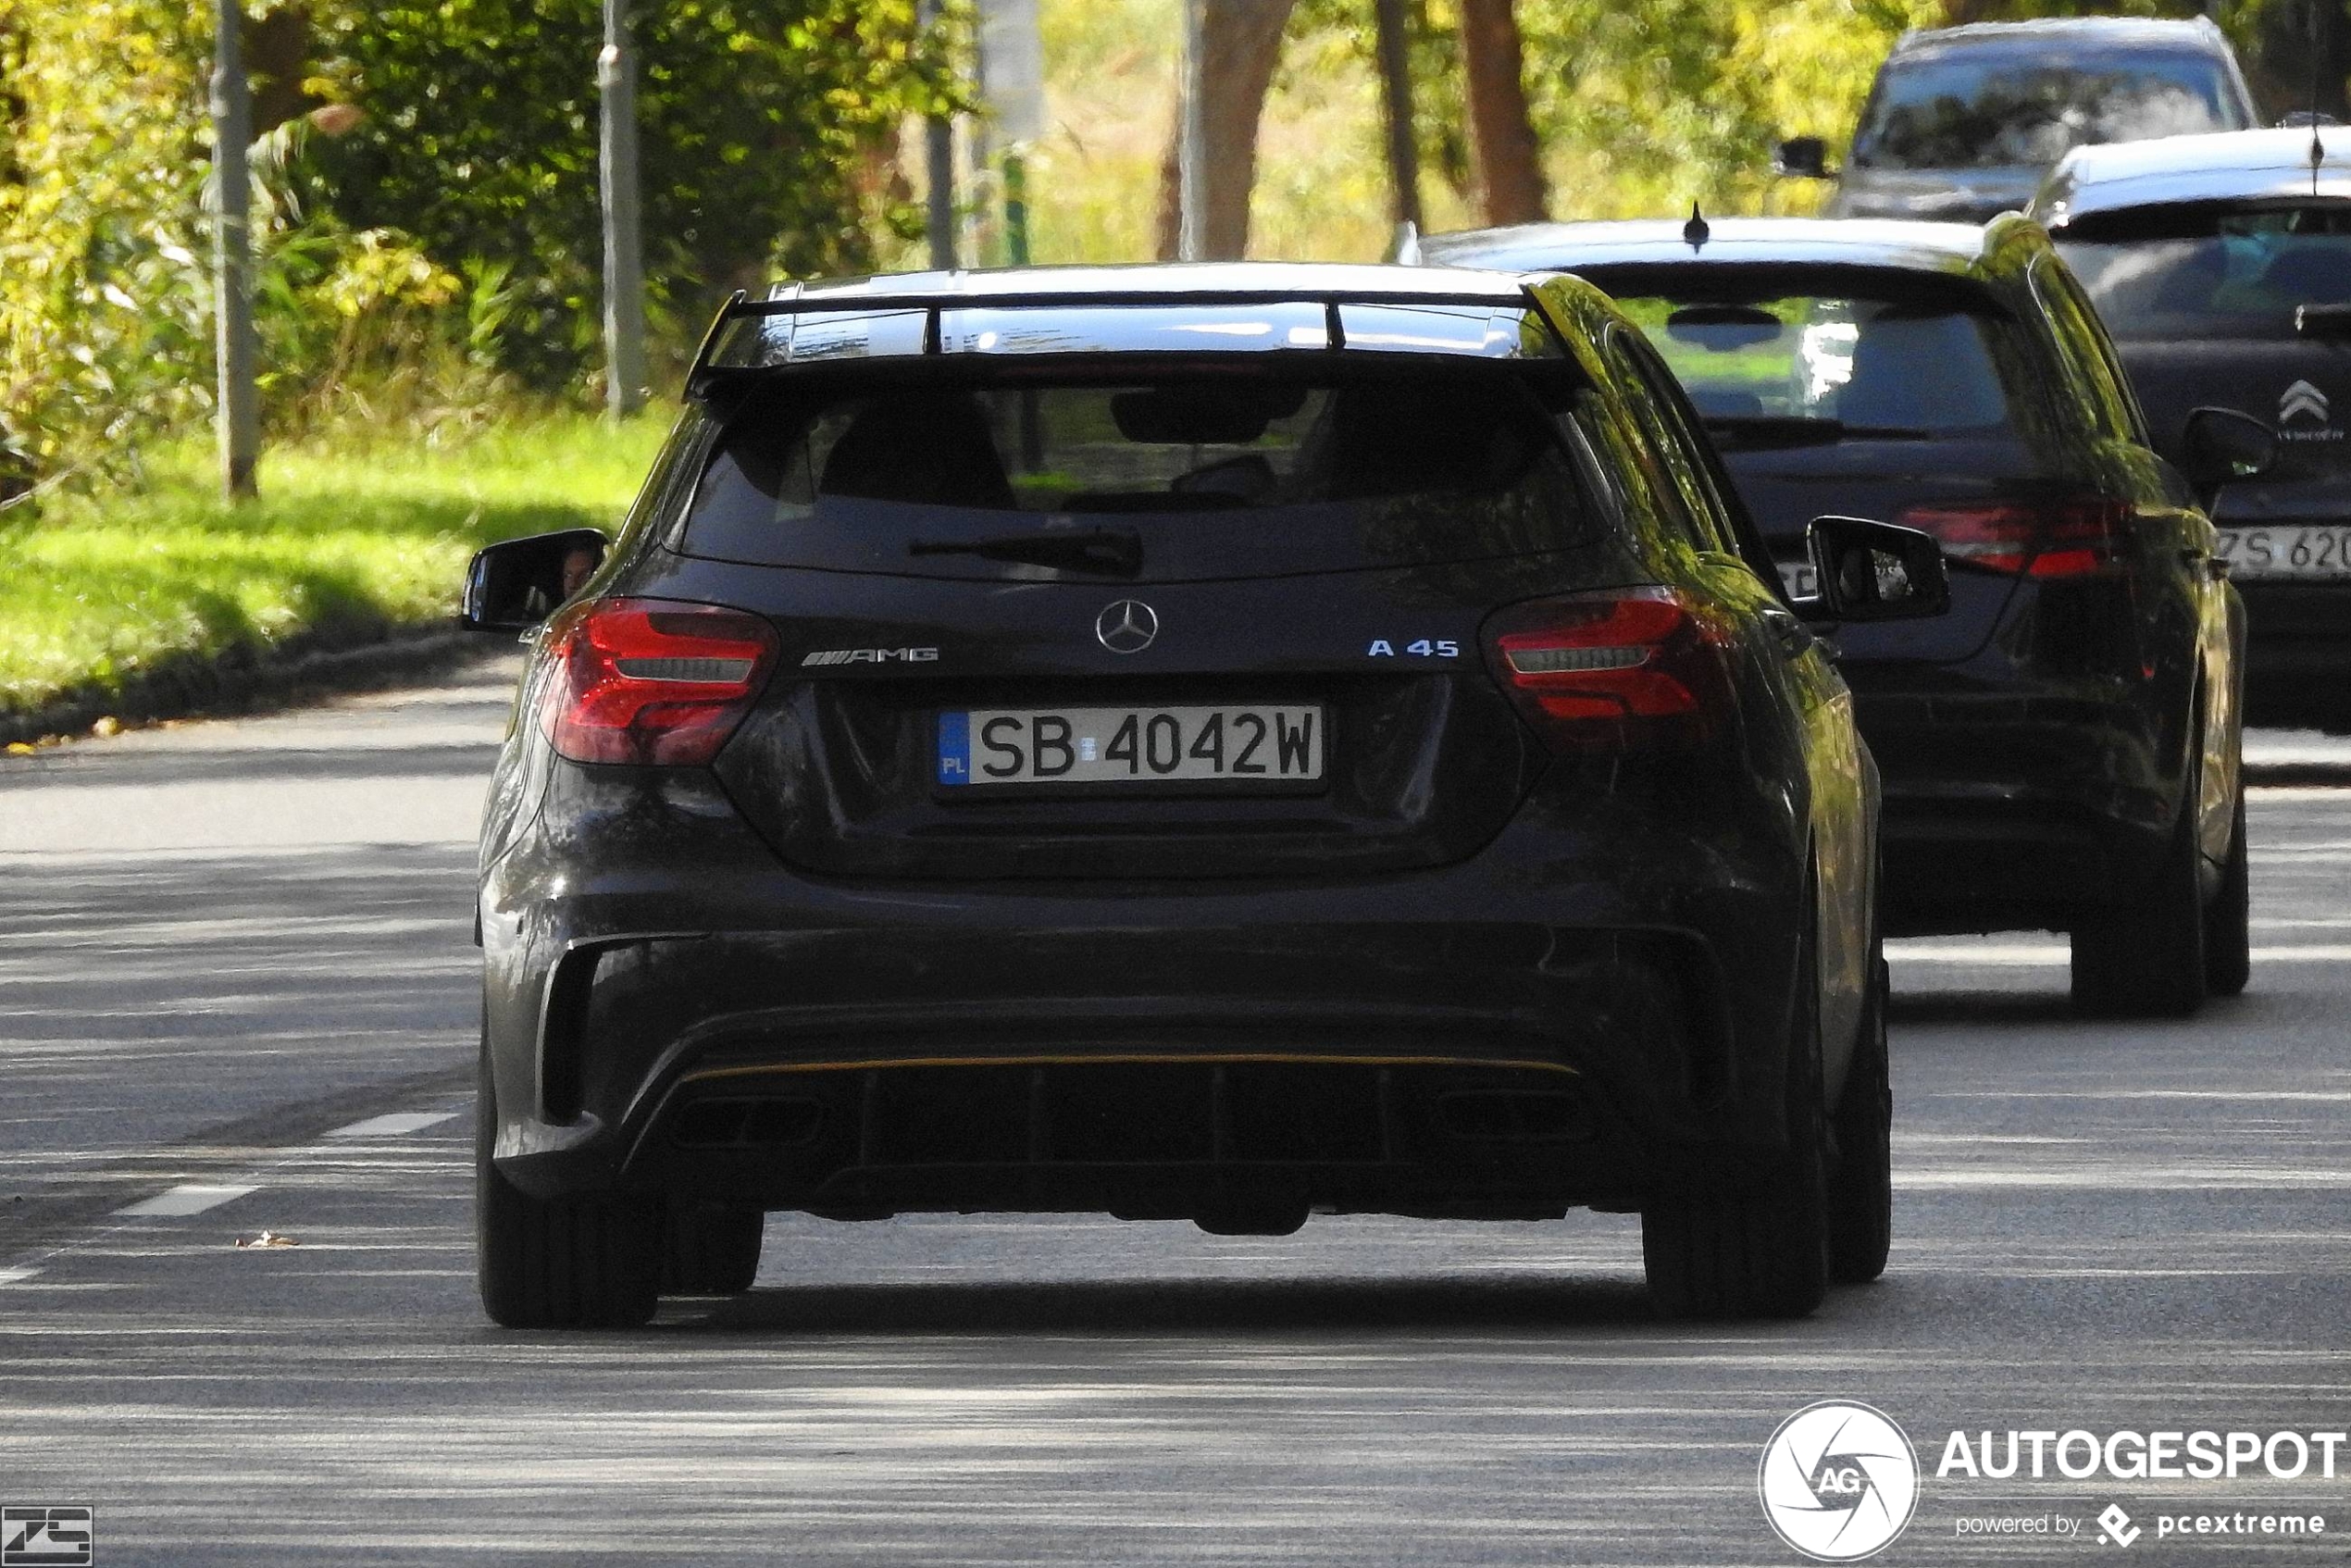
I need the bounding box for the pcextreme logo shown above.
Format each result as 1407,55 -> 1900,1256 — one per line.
1760,1401 -> 1922,1562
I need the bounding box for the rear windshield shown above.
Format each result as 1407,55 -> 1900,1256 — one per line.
678,368 -> 1602,578
2059,203 -> 2351,340
1854,50 -> 2240,170
1601,290 -> 2021,447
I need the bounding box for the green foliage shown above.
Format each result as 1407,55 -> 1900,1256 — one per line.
299,0 -> 962,392
0,411 -> 665,717
1290,0 -> 1940,224
0,0 -> 213,479
0,0 -> 960,480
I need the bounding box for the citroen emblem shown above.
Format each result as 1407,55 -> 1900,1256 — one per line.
1095,599 -> 1159,654
2281,380 -> 2330,425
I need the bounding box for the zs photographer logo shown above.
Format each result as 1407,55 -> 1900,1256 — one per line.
2,1506 -> 93,1567
1759,1402 -> 1919,1562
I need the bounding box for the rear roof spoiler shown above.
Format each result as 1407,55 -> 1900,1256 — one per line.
683,280 -> 1552,399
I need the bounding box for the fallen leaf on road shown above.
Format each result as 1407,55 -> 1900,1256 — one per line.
90,716 -> 121,738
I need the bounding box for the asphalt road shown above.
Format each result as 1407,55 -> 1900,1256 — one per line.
3,659 -> 2349,1565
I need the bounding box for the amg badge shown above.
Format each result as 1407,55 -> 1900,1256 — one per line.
801,647 -> 940,667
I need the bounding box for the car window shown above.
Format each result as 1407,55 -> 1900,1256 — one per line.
2031,254 -> 2141,442
1853,48 -> 2242,170
2058,202 -> 2351,342
678,367 -> 1606,577
1606,290 -> 2018,435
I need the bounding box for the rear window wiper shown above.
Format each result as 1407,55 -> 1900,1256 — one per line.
2297,304 -> 2351,340
1701,416 -> 1935,449
909,528 -> 1143,576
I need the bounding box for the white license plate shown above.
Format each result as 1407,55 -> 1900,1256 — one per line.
1777,559 -> 1820,599
938,704 -> 1325,787
2216,525 -> 2351,579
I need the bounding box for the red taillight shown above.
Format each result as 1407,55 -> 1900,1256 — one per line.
1486,587 -> 1736,751
537,598 -> 779,765
1897,499 -> 2132,578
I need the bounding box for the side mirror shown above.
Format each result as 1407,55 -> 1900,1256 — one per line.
1773,135 -> 1834,180
2178,405 -> 2276,500
1796,515 -> 1950,622
460,528 -> 610,634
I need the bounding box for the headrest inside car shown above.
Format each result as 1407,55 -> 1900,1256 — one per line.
1664,305 -> 1785,351
1111,384 -> 1305,445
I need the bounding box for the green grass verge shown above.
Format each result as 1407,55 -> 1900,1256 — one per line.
0,411 -> 670,721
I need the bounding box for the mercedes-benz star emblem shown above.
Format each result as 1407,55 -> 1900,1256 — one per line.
1095,599 -> 1159,654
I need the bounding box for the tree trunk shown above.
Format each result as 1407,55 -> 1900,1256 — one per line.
1460,0 -> 1546,226
1374,0 -> 1423,232
1153,0 -> 1298,261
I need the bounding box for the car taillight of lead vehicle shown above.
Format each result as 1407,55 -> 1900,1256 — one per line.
1897,498 -> 2133,578
538,598 -> 780,765
1485,586 -> 1740,752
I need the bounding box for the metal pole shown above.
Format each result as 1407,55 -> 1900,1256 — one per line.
210,0 -> 258,501
921,0 -> 957,270
1373,0 -> 1423,234
599,0 -> 647,418
1177,0 -> 1206,262
1003,150 -> 1031,268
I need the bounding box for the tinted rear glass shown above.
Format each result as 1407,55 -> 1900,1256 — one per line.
1605,292 -> 2017,439
2059,203 -> 2351,340
678,368 -> 1602,578
1855,50 -> 2238,170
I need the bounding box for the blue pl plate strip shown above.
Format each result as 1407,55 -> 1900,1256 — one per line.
936,711 -> 972,787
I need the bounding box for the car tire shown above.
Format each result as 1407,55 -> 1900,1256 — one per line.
476,1032 -> 660,1329
663,1205 -> 765,1295
1642,910 -> 1833,1321
2203,786 -> 2250,998
1827,949 -> 1892,1286
2071,759 -> 2208,1020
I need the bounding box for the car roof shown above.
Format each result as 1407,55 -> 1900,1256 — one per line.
1417,218 -> 2007,280
690,262 -> 1576,381
1887,16 -> 2231,61
2033,128 -> 2351,227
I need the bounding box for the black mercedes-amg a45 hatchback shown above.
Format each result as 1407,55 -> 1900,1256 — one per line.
460,263 -> 1948,1328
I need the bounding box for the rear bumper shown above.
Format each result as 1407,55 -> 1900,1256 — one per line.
1850,684 -> 2176,934
479,763 -> 1810,1219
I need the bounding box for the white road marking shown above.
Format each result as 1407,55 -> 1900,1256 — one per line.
1891,942 -> 2351,965
0,1265 -> 42,1285
324,1111 -> 457,1139
113,1184 -> 257,1217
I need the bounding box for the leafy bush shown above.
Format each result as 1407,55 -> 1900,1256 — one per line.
0,0 -> 960,484
0,0 -> 214,482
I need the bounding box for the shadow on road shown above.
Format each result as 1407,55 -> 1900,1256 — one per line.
1887,990 -> 2076,1026
683,1274 -> 1661,1334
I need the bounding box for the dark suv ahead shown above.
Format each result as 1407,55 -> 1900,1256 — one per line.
2034,127 -> 2351,720
1780,18 -> 2256,223
461,263 -> 1947,1328
1424,219 -> 2264,1016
